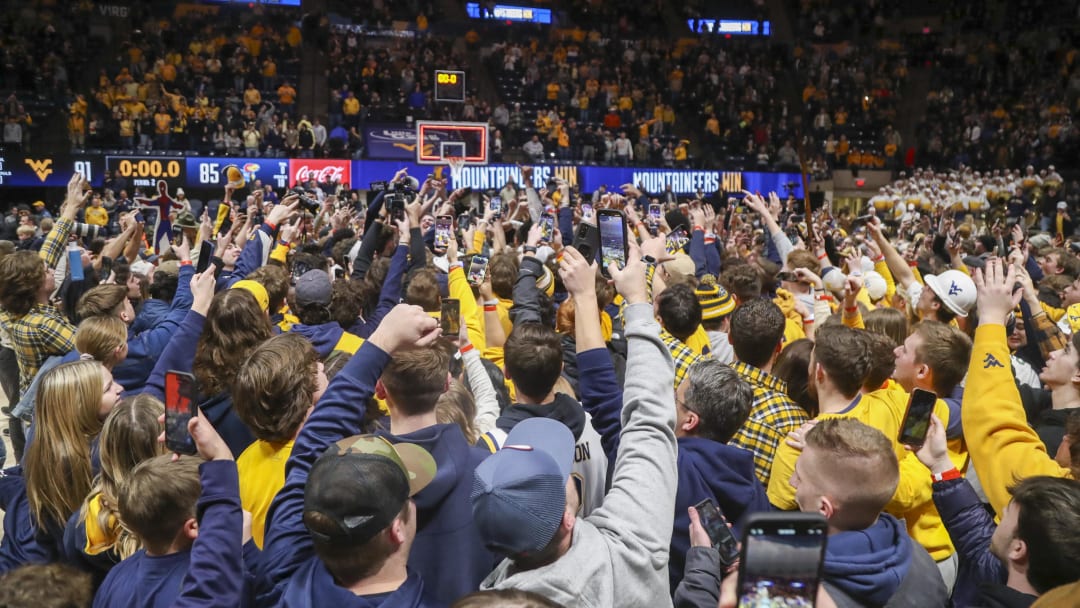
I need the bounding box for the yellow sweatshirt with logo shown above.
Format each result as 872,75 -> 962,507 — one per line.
962,325 -> 1073,517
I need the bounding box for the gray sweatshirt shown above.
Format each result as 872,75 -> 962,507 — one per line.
480,303 -> 678,607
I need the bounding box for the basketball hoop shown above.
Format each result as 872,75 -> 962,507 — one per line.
446,156 -> 466,185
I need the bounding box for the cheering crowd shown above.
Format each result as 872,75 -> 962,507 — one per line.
1,168 -> 1080,608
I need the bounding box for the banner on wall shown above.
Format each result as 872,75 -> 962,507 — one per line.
363,125 -> 421,160
0,154 -> 804,198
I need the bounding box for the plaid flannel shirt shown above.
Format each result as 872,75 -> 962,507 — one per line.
0,216 -> 77,394
1,305 -> 76,394
1030,309 -> 1068,364
729,360 -> 810,486
660,328 -> 705,389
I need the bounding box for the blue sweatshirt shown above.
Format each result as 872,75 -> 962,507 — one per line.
375,424 -> 496,605
823,513 -> 912,606
259,343 -> 443,607
288,322 -> 356,359
93,460 -> 254,608
144,310 -> 255,458
75,265 -> 196,396
670,437 -> 770,591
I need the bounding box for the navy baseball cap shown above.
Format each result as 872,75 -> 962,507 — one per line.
471,418 -> 574,556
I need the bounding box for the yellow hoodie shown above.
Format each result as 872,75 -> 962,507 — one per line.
962,325 -> 1073,516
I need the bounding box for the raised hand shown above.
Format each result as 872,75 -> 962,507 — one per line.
558,246 -> 597,299
972,258 -> 1020,327
367,304 -> 442,354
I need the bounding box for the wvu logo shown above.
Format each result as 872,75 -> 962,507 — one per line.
948,281 -> 962,296
24,158 -> 53,182
982,353 -> 1004,369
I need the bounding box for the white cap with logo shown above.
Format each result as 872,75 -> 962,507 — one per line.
923,269 -> 977,317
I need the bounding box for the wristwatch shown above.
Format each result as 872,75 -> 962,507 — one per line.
523,245 -> 538,254
641,255 -> 657,265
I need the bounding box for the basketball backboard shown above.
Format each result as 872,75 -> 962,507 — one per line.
416,121 -> 489,165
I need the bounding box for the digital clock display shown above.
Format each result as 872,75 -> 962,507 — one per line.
434,70 -> 466,103
106,156 -> 186,188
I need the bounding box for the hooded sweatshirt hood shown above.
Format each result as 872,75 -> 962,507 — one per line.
670,437 -> 770,589
289,322 -> 345,358
199,391 -> 255,458
496,393 -> 586,440
375,423 -> 496,604
824,513 -> 912,606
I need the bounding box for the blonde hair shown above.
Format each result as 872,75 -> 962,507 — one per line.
75,316 -> 129,368
82,394 -> 166,559
25,361 -> 107,530
436,381 -> 478,443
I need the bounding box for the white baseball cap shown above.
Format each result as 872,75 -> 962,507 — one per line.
923,270 -> 976,317
864,270 -> 887,301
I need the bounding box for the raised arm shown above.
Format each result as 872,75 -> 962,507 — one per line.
963,260 -> 1070,516
260,305 -> 440,591
868,218 -> 917,290
41,173 -> 91,269
587,242 -> 678,566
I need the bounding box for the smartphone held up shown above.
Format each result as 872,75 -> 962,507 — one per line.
165,370 -> 198,455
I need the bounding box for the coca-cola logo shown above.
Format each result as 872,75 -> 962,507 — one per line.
293,165 -> 345,183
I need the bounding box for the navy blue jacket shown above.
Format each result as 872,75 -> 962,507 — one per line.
0,467 -> 54,574
144,310 -> 255,458
93,460 -> 256,608
131,298 -> 171,335
375,424 -> 495,604
670,437 -> 770,591
932,477 -> 1007,608
259,343 -> 443,607
349,244 -> 408,339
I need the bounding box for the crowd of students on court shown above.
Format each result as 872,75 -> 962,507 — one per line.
0,169 -> 1079,607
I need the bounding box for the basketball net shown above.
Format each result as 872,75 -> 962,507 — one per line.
446,156 -> 466,185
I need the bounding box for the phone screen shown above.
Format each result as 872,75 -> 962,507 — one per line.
468,256 -> 489,286
196,240 -> 215,274
165,371 -> 197,455
598,211 -> 627,277
666,227 -> 689,253
739,514 -> 827,607
435,215 -> 453,249
581,203 -> 594,220
899,388 -> 938,446
539,214 -> 555,243
694,499 -> 740,566
489,196 -> 502,218
441,299 -> 461,335
648,204 -> 662,221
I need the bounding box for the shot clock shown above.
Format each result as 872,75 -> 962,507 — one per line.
435,70 -> 466,103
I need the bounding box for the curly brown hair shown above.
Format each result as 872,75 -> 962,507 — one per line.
0,250 -> 45,316
193,289 -> 273,396
232,333 -> 318,443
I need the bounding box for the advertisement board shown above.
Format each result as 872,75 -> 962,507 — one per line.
289,158 -> 351,188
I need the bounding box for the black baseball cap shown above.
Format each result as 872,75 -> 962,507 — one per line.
303,435 -> 436,546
